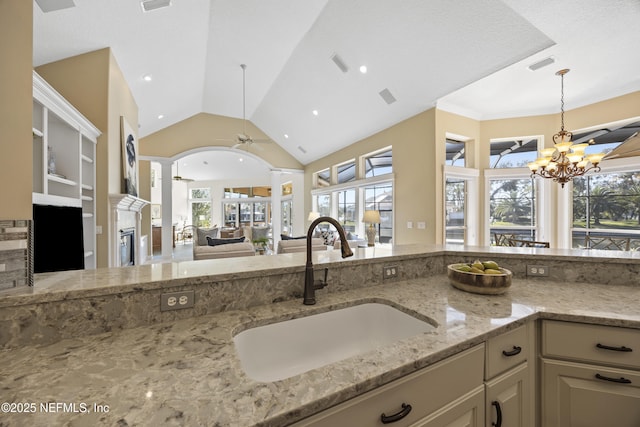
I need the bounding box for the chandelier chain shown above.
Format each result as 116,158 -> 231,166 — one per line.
559,72 -> 565,132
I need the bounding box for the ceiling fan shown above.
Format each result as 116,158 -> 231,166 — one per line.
224,64 -> 272,151
172,162 -> 193,182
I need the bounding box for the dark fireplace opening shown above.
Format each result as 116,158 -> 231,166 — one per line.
120,228 -> 135,266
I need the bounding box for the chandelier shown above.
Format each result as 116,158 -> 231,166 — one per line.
528,69 -> 605,188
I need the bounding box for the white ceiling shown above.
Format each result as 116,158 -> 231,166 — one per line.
34,0 -> 640,169
172,150 -> 271,182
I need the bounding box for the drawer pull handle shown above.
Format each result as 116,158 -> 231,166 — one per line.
502,346 -> 522,357
595,373 -> 632,384
492,401 -> 503,427
596,343 -> 633,352
380,403 -> 412,424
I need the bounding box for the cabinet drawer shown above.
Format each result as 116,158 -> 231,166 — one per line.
485,324 -> 528,379
542,358 -> 640,427
542,320 -> 640,370
293,344 -> 484,427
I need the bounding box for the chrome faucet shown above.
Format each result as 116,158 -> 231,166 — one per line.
304,216 -> 353,305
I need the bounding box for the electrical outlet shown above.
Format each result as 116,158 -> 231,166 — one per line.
527,265 -> 549,277
417,221 -> 426,229
383,265 -> 398,279
161,290 -> 195,311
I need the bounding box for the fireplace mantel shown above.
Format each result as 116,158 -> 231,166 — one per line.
108,194 -> 149,213
109,194 -> 149,267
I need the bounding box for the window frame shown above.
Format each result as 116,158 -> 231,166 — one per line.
443,165 -> 479,245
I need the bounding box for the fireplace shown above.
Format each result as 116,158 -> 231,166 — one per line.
109,194 -> 149,267
120,228 -> 135,266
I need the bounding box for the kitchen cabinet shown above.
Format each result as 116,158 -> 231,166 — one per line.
484,324 -> 533,427
292,344 -> 485,427
541,320 -> 640,427
32,71 -> 101,269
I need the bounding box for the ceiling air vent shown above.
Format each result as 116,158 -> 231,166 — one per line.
297,146 -> 307,154
528,57 -> 555,72
35,0 -> 75,13
141,0 -> 172,12
331,54 -> 349,73
379,88 -> 397,105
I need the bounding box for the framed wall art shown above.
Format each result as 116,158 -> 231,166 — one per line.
121,116 -> 138,197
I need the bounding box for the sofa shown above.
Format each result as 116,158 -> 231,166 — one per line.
192,226 -> 255,260
277,238 -> 326,254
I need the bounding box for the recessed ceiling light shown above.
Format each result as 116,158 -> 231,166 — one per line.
312,110 -> 319,116
143,74 -> 153,82
284,134 -> 289,139
359,65 -> 367,74
238,158 -> 244,162
157,114 -> 164,119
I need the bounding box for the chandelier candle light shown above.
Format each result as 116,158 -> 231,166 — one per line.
362,210 -> 381,247
528,69 -> 605,188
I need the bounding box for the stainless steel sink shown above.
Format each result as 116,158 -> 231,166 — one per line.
233,302 -> 438,382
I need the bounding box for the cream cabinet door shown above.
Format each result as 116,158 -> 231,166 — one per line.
542,358 -> 640,427
411,386 -> 484,427
485,362 -> 530,427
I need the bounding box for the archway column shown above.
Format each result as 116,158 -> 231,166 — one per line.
270,170 -> 282,251
159,159 -> 174,260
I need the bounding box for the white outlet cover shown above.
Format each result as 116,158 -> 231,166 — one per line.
407,221 -> 413,229
417,222 -> 426,229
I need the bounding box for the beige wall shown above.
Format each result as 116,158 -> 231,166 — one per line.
0,0 -> 32,220
305,109 -> 439,244
36,48 -> 139,268
140,113 -> 303,170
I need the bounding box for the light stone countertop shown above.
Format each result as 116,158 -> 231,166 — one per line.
2,243 -> 639,308
1,274 -> 639,427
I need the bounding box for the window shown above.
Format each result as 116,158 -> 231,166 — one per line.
336,160 -> 356,184
224,186 -> 270,198
314,169 -> 330,188
224,187 -> 249,198
490,138 -> 538,168
281,200 -> 292,235
315,194 -> 331,217
364,149 -> 392,177
572,172 -> 640,250
311,147 -> 394,244
489,178 -> 537,240
223,203 -> 237,227
445,178 -> 465,244
190,188 -> 211,227
364,183 -> 393,243
445,139 -> 466,167
336,189 -> 356,232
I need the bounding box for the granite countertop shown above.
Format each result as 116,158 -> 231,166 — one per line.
1,274 -> 639,427
2,243 -> 639,308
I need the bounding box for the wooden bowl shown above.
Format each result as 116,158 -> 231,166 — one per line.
447,264 -> 512,295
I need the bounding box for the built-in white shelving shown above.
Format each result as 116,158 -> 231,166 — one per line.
32,71 -> 101,269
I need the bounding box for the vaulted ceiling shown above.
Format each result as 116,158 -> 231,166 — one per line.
34,0 -> 640,166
